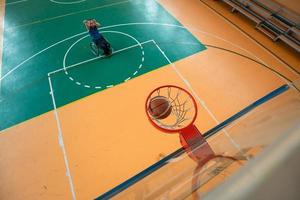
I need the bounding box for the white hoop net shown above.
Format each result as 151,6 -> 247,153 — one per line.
146,86 -> 197,131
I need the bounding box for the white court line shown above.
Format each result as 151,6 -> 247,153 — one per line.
48,76 -> 77,200
49,0 -> 86,5
48,39 -> 154,76
153,40 -> 245,156
6,0 -> 28,5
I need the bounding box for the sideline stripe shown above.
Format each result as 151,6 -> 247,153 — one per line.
6,0 -> 28,6
48,76 -> 77,200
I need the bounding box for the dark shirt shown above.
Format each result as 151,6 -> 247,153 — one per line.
89,26 -> 102,40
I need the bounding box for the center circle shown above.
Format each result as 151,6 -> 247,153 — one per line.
49,0 -> 86,4
63,30 -> 145,89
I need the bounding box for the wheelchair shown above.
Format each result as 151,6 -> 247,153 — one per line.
90,38 -> 112,57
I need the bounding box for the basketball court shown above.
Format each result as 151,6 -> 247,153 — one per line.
0,0 -> 299,199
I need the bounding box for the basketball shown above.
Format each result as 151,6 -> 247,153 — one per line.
148,96 -> 172,119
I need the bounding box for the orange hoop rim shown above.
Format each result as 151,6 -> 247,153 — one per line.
145,85 -> 198,133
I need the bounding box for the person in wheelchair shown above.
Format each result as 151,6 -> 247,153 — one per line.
83,19 -> 112,56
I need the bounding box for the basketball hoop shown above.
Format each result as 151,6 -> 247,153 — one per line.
145,85 -> 198,133
146,85 -> 214,163
145,86 -> 247,198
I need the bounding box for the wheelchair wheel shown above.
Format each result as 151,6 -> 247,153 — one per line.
90,42 -> 100,56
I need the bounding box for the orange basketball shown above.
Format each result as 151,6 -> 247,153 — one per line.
148,96 -> 172,119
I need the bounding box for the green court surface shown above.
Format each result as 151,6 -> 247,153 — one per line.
1,0 -> 206,131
